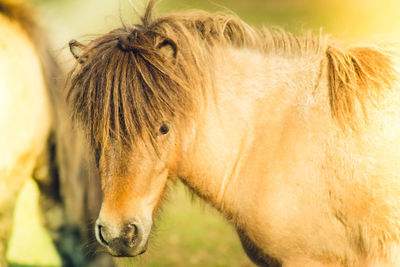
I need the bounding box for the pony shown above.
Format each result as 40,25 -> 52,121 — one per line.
0,1 -> 54,265
67,0 -> 400,266
0,1 -> 113,266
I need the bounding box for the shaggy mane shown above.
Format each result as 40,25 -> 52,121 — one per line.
326,45 -> 399,128
67,0 -> 399,153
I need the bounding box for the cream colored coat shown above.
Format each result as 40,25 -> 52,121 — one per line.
177,47 -> 400,266
0,11 -> 51,264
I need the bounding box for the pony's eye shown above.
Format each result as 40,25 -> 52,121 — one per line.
159,124 -> 169,135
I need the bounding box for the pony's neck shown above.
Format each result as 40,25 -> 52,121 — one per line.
176,46 -> 326,221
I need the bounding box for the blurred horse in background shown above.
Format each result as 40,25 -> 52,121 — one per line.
68,0 -> 400,266
0,1 -> 53,264
47,40 -> 115,267
0,1 -> 112,266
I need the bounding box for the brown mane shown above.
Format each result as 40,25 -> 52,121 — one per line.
326,45 -> 399,128
67,0 -> 399,153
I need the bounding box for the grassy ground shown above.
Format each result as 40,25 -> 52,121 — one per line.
7,179 -> 61,267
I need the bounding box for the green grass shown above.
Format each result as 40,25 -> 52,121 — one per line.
6,179 -> 61,267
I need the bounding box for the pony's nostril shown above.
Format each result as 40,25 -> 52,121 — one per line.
126,223 -> 138,236
123,223 -> 138,248
95,221 -> 142,252
97,224 -> 109,246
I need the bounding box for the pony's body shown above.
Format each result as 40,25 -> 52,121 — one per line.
0,3 -> 51,263
180,46 -> 400,266
68,2 -> 400,266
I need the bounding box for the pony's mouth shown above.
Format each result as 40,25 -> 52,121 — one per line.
105,239 -> 148,258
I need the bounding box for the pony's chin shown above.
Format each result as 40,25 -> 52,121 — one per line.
109,248 -> 147,258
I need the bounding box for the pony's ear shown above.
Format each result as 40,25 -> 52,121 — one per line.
156,38 -> 177,61
69,39 -> 86,62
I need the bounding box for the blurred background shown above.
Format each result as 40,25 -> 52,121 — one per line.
6,0 -> 400,266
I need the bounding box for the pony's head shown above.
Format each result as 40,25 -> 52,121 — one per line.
67,0 -> 265,257
67,5 -> 196,256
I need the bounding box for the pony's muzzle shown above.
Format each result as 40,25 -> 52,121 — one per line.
95,219 -> 147,257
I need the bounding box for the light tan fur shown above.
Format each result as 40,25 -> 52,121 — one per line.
178,45 -> 400,266
68,1 -> 400,265
0,6 -> 51,264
